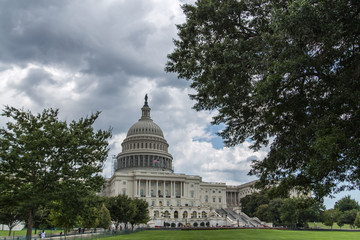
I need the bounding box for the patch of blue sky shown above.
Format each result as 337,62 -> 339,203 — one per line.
324,190 -> 360,209
192,123 -> 225,149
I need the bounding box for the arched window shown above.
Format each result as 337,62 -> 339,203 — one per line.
183,211 -> 188,219
191,211 -> 197,219
154,210 -> 159,217
174,211 -> 179,218
202,211 -> 207,218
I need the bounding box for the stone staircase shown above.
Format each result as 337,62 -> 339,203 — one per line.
215,208 -> 271,227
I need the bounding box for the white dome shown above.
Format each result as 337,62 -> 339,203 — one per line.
115,95 -> 173,173
127,119 -> 164,137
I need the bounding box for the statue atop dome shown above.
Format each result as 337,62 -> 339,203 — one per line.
144,94 -> 148,106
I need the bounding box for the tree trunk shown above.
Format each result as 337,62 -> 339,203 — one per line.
8,226 -> 13,237
26,210 -> 34,240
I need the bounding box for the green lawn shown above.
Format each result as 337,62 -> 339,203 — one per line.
105,229 -> 359,240
0,230 -> 59,237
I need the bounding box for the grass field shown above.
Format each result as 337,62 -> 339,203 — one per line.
1,228 -> 359,240
104,229 -> 359,240
0,230 -> 59,237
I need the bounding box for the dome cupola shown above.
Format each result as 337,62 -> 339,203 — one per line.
115,95 -> 173,172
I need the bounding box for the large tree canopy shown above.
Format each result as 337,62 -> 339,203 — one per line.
0,106 -> 111,239
166,0 -> 360,198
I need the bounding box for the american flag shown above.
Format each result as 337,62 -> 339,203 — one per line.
153,159 -> 159,163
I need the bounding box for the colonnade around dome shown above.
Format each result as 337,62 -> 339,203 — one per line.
116,154 -> 173,172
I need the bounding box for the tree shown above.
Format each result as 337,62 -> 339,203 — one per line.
337,218 -> 344,228
323,209 -> 341,230
106,195 -> 136,230
334,195 -> 360,212
280,198 -> 298,228
79,195 -> 103,229
338,209 -> 358,229
268,198 -> 283,226
240,191 -> 270,217
255,204 -> 272,223
354,213 -> 360,229
0,106 -> 111,239
48,200 -> 80,234
129,198 -> 150,230
0,196 -> 23,236
280,197 -> 324,228
166,0 -> 360,199
98,204 -> 111,230
49,190 -> 103,233
33,206 -> 52,233
296,198 -> 324,228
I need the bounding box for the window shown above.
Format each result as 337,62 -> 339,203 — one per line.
151,201 -> 155,206
123,181 -> 126,185
213,197 -> 215,203
213,190 -> 215,193
219,197 -> 221,203
190,191 -> 194,198
122,189 -> 126,195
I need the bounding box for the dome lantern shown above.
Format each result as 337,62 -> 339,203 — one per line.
141,94 -> 151,119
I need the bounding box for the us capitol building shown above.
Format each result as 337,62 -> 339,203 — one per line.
102,96 -> 267,227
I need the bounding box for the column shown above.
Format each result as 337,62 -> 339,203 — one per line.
134,179 -> 137,197
148,180 -> 151,196
156,180 -> 158,197
138,180 -> 141,196
170,181 -> 173,197
145,180 -> 148,197
173,181 -> 175,197
180,182 -> 183,197
163,180 -> 166,197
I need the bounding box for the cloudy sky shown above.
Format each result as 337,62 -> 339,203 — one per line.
0,0 -> 358,208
